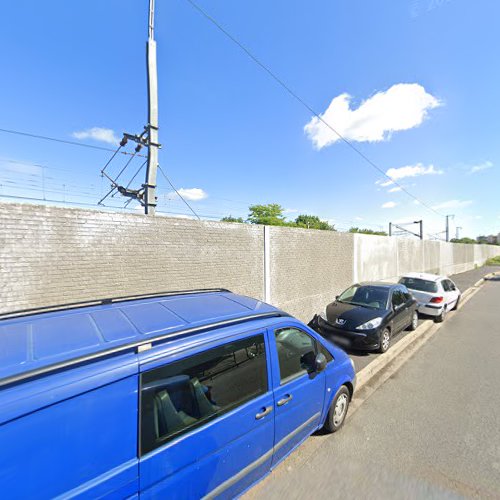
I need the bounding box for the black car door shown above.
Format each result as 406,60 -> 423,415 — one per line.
390,288 -> 407,333
400,286 -> 415,327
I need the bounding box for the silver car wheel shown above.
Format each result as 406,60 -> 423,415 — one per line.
412,312 -> 418,329
333,393 -> 348,426
382,331 -> 390,351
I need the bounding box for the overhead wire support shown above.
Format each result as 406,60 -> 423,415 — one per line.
389,220 -> 423,239
98,139 -> 142,205
100,144 -> 123,177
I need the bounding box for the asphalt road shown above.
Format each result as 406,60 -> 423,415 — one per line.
451,265 -> 498,292
249,278 -> 500,499
349,266 -> 497,372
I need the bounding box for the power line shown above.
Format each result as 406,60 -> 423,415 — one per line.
184,0 -> 444,218
0,157 -> 76,173
157,165 -> 200,220
0,127 -> 146,158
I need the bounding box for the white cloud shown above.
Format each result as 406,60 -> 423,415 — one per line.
283,208 -> 299,214
304,83 -> 441,149
388,186 -> 402,193
72,127 -> 120,145
382,201 -> 397,209
385,163 -> 443,181
432,199 -> 473,210
469,161 -> 493,174
375,179 -> 394,187
168,188 -> 208,201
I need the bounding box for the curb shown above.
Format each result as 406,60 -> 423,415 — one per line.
353,270 -> 496,396
465,271 -> 498,299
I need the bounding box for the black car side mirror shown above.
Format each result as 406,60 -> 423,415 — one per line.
314,353 -> 327,373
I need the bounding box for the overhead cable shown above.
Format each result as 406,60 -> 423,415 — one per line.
184,0 -> 444,218
0,127 -> 146,158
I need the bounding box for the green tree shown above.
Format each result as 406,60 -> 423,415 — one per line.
248,204 -> 286,226
450,237 -> 476,244
295,214 -> 335,231
221,215 -> 244,223
349,227 -> 388,236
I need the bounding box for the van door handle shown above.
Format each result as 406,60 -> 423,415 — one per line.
277,394 -> 293,407
255,406 -> 273,420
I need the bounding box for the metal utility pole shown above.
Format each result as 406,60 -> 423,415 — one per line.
144,0 -> 159,215
445,215 -> 454,242
104,0 -> 161,214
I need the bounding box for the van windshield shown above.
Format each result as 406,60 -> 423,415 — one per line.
399,277 -> 438,293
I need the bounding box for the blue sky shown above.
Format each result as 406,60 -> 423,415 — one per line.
0,0 -> 499,238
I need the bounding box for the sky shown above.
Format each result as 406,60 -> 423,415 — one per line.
0,0 -> 499,238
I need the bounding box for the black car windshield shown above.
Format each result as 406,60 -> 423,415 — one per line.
399,277 -> 438,293
337,285 -> 389,310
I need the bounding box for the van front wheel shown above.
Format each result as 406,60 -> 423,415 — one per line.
323,385 -> 350,433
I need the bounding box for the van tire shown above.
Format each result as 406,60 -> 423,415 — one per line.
323,385 -> 350,433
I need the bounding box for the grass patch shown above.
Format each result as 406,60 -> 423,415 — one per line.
486,255 -> 500,266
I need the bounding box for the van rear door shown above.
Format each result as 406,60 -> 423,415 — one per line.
137,331 -> 274,499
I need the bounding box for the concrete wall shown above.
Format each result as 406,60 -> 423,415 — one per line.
269,226 -> 354,320
1,202 -> 499,322
0,203 -> 264,314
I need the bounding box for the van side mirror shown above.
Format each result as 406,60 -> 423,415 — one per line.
314,353 -> 327,373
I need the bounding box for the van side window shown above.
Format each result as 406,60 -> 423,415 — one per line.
275,328 -> 318,383
140,335 -> 267,455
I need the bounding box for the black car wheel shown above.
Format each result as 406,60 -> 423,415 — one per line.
452,295 -> 460,311
378,328 -> 391,353
324,385 -> 350,433
408,311 -> 419,331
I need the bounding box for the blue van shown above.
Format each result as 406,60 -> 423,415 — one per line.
0,289 -> 355,498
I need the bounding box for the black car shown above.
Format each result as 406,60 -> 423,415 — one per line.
309,282 -> 418,353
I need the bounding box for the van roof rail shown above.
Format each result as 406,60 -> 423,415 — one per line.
0,310 -> 288,389
0,288 -> 232,321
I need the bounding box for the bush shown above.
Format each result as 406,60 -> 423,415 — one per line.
485,255 -> 500,266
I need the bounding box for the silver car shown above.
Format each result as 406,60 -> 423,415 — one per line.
398,273 -> 461,323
